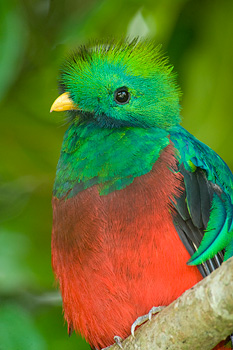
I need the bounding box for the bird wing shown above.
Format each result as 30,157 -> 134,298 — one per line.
170,126 -> 233,277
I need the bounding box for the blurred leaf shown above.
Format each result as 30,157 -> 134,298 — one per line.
0,0 -> 27,101
35,306 -> 90,350
0,176 -> 40,223
0,303 -> 47,350
178,0 -> 233,168
0,231 -> 36,293
127,10 -> 150,38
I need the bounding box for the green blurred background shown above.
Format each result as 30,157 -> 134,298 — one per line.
0,0 -> 232,349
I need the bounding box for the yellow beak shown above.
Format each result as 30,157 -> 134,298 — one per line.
50,92 -> 78,112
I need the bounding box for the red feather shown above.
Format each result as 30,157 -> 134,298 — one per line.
52,144 -> 226,350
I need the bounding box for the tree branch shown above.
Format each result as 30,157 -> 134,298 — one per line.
107,257 -> 233,350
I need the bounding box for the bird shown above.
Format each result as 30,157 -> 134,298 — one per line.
50,39 -> 233,350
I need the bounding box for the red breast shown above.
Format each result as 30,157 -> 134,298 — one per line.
52,144 -> 204,349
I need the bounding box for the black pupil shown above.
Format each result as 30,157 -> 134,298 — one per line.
114,88 -> 130,104
116,91 -> 128,102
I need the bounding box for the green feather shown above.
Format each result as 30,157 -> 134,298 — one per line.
188,194 -> 230,265
54,120 -> 169,198
60,39 -> 181,129
170,126 -> 233,265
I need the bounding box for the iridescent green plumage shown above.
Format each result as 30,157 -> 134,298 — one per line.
59,40 -> 181,128
53,39 -> 233,270
170,126 -> 233,264
54,121 -> 169,197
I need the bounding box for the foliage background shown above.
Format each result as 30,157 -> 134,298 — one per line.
0,0 -> 233,349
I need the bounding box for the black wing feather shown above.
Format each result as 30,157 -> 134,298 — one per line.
172,164 -> 224,277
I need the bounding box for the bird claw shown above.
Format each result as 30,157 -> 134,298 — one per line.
148,306 -> 165,320
101,336 -> 123,350
102,306 -> 165,349
114,336 -> 123,349
131,306 -> 165,337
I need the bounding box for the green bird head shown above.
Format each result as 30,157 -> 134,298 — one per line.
51,39 -> 181,129
51,39 -> 182,198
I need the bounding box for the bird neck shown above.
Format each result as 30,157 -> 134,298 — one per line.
53,120 -> 170,199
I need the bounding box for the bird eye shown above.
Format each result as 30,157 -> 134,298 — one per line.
114,87 -> 130,105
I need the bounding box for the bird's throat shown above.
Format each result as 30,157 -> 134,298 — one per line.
53,120 -> 170,199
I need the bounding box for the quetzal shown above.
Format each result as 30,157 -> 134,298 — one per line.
50,40 -> 233,350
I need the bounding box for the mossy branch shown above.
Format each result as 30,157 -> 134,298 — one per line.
107,257 -> 233,350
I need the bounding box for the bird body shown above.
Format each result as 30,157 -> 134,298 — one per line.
51,40 -> 233,350
52,141 -> 202,348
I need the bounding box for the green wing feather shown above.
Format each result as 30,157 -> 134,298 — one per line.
170,125 -> 233,265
